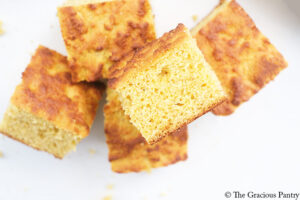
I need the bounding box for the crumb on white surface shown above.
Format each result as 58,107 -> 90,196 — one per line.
0,20 -> 4,35
102,195 -> 112,200
106,184 -> 114,190
192,15 -> 198,22
89,148 -> 96,155
160,192 -> 167,197
0,151 -> 3,158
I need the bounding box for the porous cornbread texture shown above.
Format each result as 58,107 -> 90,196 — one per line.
57,0 -> 156,82
0,46 -> 103,158
104,89 -> 188,173
109,24 -> 226,144
191,0 -> 287,115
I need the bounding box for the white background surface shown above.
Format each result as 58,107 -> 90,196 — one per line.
0,0 -> 300,200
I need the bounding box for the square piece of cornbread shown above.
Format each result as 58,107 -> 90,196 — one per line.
57,0 -> 156,82
0,46 -> 103,158
191,0 -> 288,115
104,88 -> 188,173
109,24 -> 226,144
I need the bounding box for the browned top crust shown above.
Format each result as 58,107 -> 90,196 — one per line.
191,0 -> 287,115
11,46 -> 103,137
108,23 -> 188,88
104,89 -> 188,173
57,0 -> 156,82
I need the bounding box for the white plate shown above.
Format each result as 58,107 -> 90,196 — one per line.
0,0 -> 300,200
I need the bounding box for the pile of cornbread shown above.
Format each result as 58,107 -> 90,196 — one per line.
0,0 -> 287,173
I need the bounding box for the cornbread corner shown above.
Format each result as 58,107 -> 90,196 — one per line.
109,24 -> 226,144
57,0 -> 156,82
191,0 -> 288,115
0,46 -> 103,158
104,88 -> 188,173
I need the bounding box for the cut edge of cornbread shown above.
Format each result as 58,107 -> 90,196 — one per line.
0,104 -> 82,159
109,24 -> 189,85
145,100 -> 224,145
109,24 -> 227,144
104,88 -> 188,173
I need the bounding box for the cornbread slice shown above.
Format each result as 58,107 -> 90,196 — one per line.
104,88 -> 188,173
191,0 -> 288,115
0,46 -> 103,158
57,0 -> 156,82
109,24 -> 226,144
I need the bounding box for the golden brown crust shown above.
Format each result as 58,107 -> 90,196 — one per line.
57,0 -> 156,82
104,89 -> 188,173
58,7 -> 88,41
108,23 -> 188,88
192,0 -> 287,115
10,46 -> 103,137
